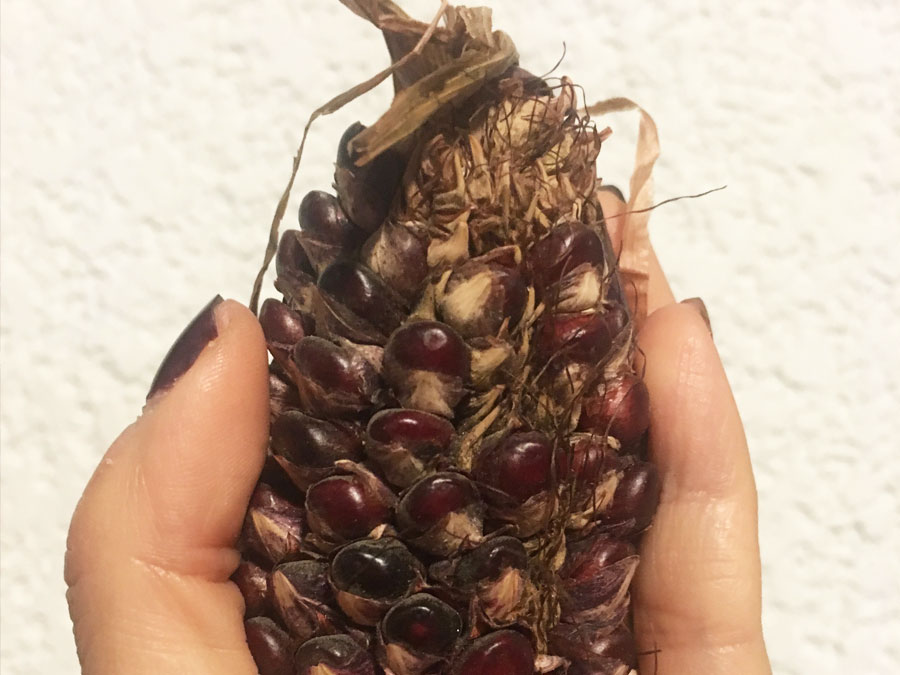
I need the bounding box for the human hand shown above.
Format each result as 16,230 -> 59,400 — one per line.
65,193 -> 771,674
65,296 -> 271,674
597,188 -> 772,674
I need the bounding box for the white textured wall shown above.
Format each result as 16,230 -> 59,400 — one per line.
1,1 -> 898,673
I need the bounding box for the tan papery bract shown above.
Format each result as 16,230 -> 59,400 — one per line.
585,98 -> 660,327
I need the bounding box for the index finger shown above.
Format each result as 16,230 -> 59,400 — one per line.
632,304 -> 771,674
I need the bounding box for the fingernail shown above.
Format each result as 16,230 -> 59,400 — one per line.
147,295 -> 224,399
597,184 -> 626,202
681,297 -> 712,335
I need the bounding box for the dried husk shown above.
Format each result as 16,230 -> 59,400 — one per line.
271,561 -> 343,641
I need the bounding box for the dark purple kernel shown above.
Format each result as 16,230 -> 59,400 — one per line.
529,222 -> 605,290
549,622 -> 638,672
292,337 -> 376,401
272,560 -> 333,606
276,229 -> 314,278
362,221 -> 429,301
578,375 -> 651,451
454,536 -> 528,586
269,370 -> 301,417
385,321 -> 469,377
474,431 -> 555,504
560,534 -> 636,582
498,268 -> 529,324
231,560 -> 269,617
400,473 -> 480,531
336,122 -> 364,169
449,630 -> 534,675
331,538 -> 421,601
567,436 -> 611,487
259,299 -> 306,348
382,593 -> 463,654
536,305 -> 628,363
306,475 -> 391,540
441,261 -> 529,337
258,453 -> 301,500
248,482 -> 289,511
245,617 -> 293,675
270,410 -> 363,468
367,409 -> 455,458
604,461 -> 660,533
298,189 -> 363,249
335,122 -> 405,233
317,260 -> 405,335
293,634 -> 376,675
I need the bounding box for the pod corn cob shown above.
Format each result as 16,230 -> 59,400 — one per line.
237,3 -> 661,674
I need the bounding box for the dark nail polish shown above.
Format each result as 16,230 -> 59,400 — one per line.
147,295 -> 223,399
681,297 -> 712,335
597,184 -> 626,202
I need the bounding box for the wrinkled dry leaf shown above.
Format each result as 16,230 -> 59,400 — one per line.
345,5 -> 518,164
586,98 -> 660,327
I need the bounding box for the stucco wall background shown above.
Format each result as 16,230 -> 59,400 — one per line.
1,0 -> 898,673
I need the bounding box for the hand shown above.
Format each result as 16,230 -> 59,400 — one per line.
598,188 -> 772,674
65,297 -> 270,674
66,197 -> 771,674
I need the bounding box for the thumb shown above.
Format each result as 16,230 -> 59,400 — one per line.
65,297 -> 269,675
